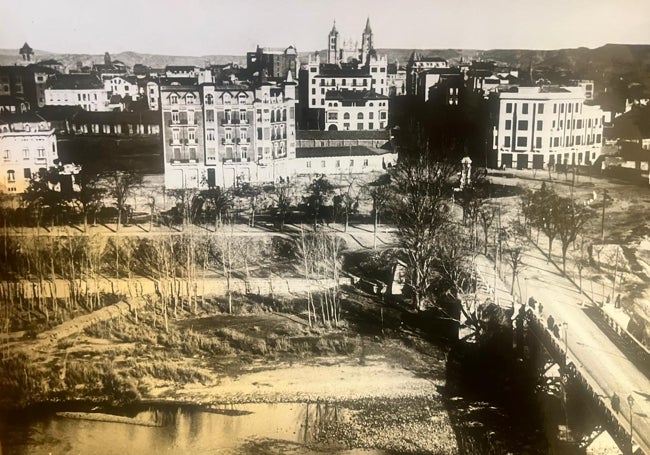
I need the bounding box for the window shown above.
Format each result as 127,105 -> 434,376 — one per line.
537,103 -> 544,114
2,150 -> 9,160
536,120 -> 543,130
335,160 -> 340,168
342,79 -> 346,86
357,112 -> 364,120
240,128 -> 248,141
23,168 -> 31,179
560,104 -> 564,113
206,110 -> 214,122
577,119 -> 583,129
516,137 -> 527,147
596,134 -> 601,143
505,103 -> 512,113
321,160 -> 326,168
522,103 -> 528,114
225,129 -> 233,141
172,129 -> 180,142
171,111 -> 179,123
170,94 -> 178,104
205,94 -> 214,105
343,113 -> 350,120
328,112 -> 338,120
22,148 -> 29,159
504,136 -> 511,147
517,120 -> 528,130
369,112 -> 374,119
189,147 -> 197,160
576,136 -> 581,145
343,123 -> 350,130
311,88 -> 316,95
363,159 -> 369,166
554,138 -> 559,147
307,161 -> 311,168
350,160 -> 354,167
568,103 -> 572,113
380,112 -> 387,119
37,148 -> 45,158
357,123 -> 363,130
7,170 -> 15,182
207,129 -> 215,141
188,129 -> 196,142
505,120 -> 512,130
535,137 -> 542,148
187,110 -> 195,125
369,123 -> 373,129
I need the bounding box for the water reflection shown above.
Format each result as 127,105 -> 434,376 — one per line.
0,403 -> 380,455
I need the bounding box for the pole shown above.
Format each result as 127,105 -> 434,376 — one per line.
601,189 -> 607,241
628,395 -> 634,455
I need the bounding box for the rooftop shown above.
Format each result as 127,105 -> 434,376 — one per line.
318,65 -> 371,78
48,74 -> 104,90
297,129 -> 390,141
296,145 -> 393,158
0,111 -> 48,125
71,110 -> 160,125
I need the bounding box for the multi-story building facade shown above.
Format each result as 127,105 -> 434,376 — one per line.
0,113 -> 58,193
324,90 -> 389,131
406,53 -> 449,96
246,45 -> 298,79
104,75 -> 139,101
44,74 -> 110,111
161,77 -> 297,189
492,86 -> 605,169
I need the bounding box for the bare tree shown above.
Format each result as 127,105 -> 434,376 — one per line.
333,177 -> 360,232
387,157 -> 455,311
555,198 -> 592,274
100,171 -> 143,232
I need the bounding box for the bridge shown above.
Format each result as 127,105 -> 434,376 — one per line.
474,253 -> 650,455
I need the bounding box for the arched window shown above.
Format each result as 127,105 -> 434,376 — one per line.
343,113 -> 350,120
186,94 -> 195,104
357,112 -> 364,120
205,94 -> 214,105
271,110 -> 275,122
282,109 -> 287,121
238,93 -> 247,104
7,170 -> 15,183
276,109 -> 282,122
223,93 -> 231,104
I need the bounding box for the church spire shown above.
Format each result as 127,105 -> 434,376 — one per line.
364,17 -> 372,33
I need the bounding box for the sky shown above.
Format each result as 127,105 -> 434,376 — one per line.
1,0 -> 650,56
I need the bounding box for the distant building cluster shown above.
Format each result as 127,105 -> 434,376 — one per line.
7,19 -> 648,193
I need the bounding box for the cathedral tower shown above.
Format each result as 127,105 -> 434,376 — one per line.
360,17 -> 373,64
327,21 -> 339,65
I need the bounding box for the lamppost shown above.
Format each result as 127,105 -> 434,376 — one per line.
562,322 -> 569,367
627,394 -> 635,455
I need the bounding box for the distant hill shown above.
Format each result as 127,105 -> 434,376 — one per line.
2,44 -> 649,93
0,49 -> 246,68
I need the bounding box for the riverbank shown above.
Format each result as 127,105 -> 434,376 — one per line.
0,290 -> 458,454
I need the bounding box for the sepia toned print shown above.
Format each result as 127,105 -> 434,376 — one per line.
1,1 -> 650,453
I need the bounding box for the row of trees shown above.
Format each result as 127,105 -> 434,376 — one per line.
2,166 -> 396,235
521,183 -> 593,273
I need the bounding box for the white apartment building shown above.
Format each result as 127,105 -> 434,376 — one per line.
0,113 -> 58,193
104,76 -> 139,101
161,77 -> 297,189
493,86 -> 605,169
44,74 -> 110,112
324,90 -> 389,131
305,53 -> 389,107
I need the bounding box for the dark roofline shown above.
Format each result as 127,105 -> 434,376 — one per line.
296,146 -> 394,158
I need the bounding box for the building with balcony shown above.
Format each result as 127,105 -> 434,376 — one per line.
323,90 -> 389,131
492,86 -> 605,169
0,112 -> 58,193
161,75 -> 297,189
44,74 -> 110,111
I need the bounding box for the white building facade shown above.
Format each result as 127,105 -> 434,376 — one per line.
0,114 -> 58,193
44,75 -> 110,112
493,86 -> 605,169
161,78 -> 297,189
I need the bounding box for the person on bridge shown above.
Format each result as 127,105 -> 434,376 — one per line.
611,393 -> 620,413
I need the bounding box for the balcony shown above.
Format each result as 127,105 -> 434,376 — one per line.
170,158 -> 199,164
222,138 -> 234,145
221,118 -> 240,126
222,157 -> 250,164
169,139 -> 181,145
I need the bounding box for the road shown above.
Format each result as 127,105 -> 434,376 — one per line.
482,241 -> 650,454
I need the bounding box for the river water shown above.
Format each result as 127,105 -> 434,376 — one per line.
0,403 -> 384,455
